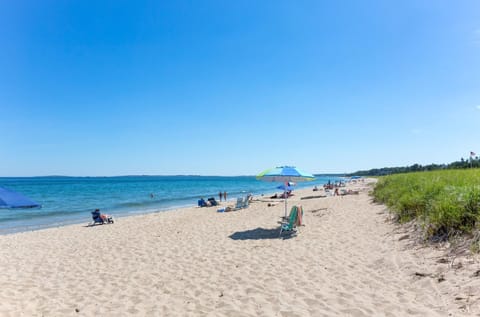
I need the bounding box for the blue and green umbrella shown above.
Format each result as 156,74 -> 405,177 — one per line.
257,166 -> 315,217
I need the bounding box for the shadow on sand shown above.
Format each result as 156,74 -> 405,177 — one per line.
229,227 -> 295,240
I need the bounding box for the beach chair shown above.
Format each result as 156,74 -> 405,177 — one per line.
279,206 -> 298,236
242,196 -> 250,208
207,197 -> 219,206
90,210 -> 114,226
235,197 -> 244,209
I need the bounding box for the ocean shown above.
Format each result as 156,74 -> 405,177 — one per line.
0,175 -> 341,234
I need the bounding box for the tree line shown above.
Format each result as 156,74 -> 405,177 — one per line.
348,156 -> 480,176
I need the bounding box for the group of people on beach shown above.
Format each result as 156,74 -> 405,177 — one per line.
218,191 -> 228,202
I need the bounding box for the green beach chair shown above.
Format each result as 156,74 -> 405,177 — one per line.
279,205 -> 298,236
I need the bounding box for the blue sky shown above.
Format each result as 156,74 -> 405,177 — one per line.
1,1 -> 479,176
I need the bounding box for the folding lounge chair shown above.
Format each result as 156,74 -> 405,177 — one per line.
279,206 -> 298,236
207,197 -> 219,206
90,210 -> 114,225
242,196 -> 249,208
235,197 -> 244,209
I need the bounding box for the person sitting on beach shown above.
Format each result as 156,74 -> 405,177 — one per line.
198,198 -> 207,207
279,191 -> 293,199
91,209 -> 114,224
313,186 -> 318,191
270,193 -> 278,199
92,208 -> 101,220
276,192 -> 288,198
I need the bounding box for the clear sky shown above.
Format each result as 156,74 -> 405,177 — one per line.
1,1 -> 479,176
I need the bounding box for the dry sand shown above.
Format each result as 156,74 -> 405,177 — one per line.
1,179 -> 479,316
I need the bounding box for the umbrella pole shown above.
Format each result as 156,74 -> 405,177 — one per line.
284,187 -> 288,219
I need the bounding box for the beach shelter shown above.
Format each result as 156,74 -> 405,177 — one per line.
257,166 -> 315,218
0,186 -> 40,209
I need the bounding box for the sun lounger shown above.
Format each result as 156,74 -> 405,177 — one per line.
90,210 -> 114,226
242,197 -> 250,208
235,197 -> 244,209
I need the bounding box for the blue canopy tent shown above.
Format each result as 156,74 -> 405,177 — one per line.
0,186 -> 40,209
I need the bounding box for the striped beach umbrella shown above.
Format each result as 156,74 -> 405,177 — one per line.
257,166 -> 315,217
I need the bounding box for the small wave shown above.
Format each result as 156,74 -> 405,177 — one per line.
114,197 -> 176,208
0,208 -> 87,223
114,195 -> 209,209
116,201 -> 152,208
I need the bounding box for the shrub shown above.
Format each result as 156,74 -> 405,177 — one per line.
372,169 -> 480,239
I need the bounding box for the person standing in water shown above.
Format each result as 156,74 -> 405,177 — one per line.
223,191 -> 227,202
218,191 -> 222,202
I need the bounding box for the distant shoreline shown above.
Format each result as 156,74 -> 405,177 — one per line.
0,173 -> 347,179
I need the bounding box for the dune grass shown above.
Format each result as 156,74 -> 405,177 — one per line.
372,169 -> 480,240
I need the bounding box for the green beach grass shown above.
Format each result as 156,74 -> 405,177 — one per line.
372,169 -> 480,241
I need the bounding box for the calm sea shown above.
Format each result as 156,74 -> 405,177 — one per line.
0,175 -> 341,234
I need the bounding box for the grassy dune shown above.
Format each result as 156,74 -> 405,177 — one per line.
372,169 -> 480,240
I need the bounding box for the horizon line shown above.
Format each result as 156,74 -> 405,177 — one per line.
0,173 -> 347,178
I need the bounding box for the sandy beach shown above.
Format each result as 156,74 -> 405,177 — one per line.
1,179 -> 479,316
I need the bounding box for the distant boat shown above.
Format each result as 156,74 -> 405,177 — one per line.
0,186 -> 41,209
